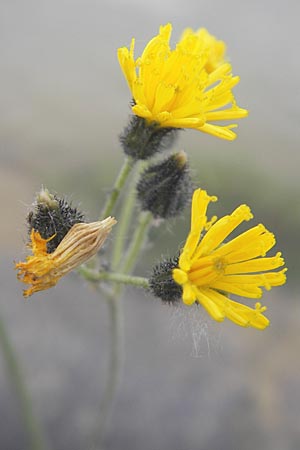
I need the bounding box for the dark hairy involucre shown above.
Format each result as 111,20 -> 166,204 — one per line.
137,154 -> 192,218
28,196 -> 85,253
120,115 -> 178,160
149,255 -> 182,303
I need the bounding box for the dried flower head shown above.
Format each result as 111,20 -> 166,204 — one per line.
16,218 -> 117,297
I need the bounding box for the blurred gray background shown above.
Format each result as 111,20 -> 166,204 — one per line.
1,0 -> 300,449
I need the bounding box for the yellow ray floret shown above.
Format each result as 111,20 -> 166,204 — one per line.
172,189 -> 287,329
15,218 -> 116,297
118,23 -> 248,140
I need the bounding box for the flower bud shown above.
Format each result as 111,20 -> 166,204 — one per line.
136,151 -> 192,218
120,116 -> 178,160
28,188 -> 85,253
149,256 -> 182,303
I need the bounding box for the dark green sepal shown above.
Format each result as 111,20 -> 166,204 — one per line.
149,255 -> 182,304
120,115 -> 178,160
27,189 -> 85,253
137,151 -> 192,218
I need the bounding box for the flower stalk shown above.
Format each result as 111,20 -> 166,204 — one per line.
100,157 -> 135,219
93,292 -> 124,448
0,314 -> 47,450
79,266 -> 149,288
120,211 -> 153,275
111,161 -> 146,271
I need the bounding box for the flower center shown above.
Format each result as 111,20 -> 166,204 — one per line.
188,256 -> 226,286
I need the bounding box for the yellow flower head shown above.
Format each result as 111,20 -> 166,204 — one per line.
15,217 -> 116,297
118,23 -> 248,141
172,189 -> 287,329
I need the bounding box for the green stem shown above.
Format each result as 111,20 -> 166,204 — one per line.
111,163 -> 140,271
0,314 -> 46,450
95,211 -> 153,443
92,291 -> 124,448
79,266 -> 149,289
120,211 -> 153,275
88,160 -> 152,448
100,157 -> 134,219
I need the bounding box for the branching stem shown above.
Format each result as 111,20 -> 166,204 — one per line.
79,266 -> 149,289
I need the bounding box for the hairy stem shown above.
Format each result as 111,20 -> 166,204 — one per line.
91,291 -> 124,449
111,162 -> 141,271
90,160 -> 153,448
120,211 -> 153,275
0,314 -> 47,450
79,266 -> 149,289
100,157 -> 134,219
